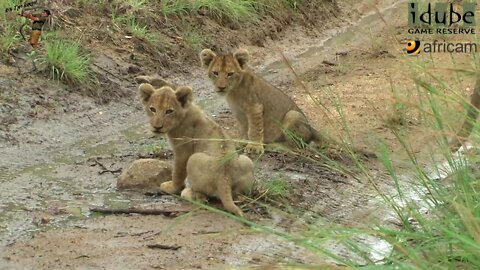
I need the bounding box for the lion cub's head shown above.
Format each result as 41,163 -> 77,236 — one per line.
199,48 -> 249,94
138,83 -> 193,134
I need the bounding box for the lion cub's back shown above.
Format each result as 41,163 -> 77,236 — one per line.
192,113 -> 236,155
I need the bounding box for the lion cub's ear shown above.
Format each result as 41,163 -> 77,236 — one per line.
175,86 -> 193,108
233,49 -> 249,69
200,49 -> 216,68
138,83 -> 156,104
135,75 -> 170,89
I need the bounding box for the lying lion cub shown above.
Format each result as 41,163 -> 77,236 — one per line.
200,48 -> 323,154
137,78 -> 254,217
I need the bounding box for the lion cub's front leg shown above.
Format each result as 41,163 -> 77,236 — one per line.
217,176 -> 244,217
245,103 -> 264,154
160,155 -> 188,194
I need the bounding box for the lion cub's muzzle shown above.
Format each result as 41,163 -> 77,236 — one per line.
216,86 -> 227,94
152,126 -> 164,134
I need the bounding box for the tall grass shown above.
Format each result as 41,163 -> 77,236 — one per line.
0,0 -> 22,56
262,63 -> 479,267
155,0 -> 258,22
192,0 -> 258,23
0,22 -> 21,55
42,39 -> 91,85
126,0 -> 301,23
317,86 -> 475,268
159,0 -> 190,16
219,75 -> 479,269
193,39 -> 479,270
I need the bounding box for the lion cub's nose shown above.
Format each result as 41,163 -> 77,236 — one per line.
217,86 -> 226,92
153,126 -> 163,132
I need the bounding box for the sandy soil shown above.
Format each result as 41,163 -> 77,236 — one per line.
1,0 -> 477,269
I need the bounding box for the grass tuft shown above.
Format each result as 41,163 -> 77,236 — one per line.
183,29 -> 210,52
126,18 -> 155,42
127,0 -> 146,10
143,141 -> 169,154
0,22 -> 21,56
43,39 -> 91,85
255,174 -> 290,199
153,0 -> 300,23
159,0 -> 190,16
0,1 -> 23,57
192,0 -> 257,23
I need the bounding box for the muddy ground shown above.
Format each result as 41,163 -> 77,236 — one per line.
0,0 -> 477,269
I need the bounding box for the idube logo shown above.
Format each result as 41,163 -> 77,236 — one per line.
408,1 -> 476,35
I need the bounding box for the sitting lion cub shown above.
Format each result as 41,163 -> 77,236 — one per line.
137,78 -> 254,217
200,48 -> 323,154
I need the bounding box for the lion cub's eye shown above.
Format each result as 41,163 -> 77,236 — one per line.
227,72 -> 234,77
165,109 -> 174,115
212,71 -> 219,76
149,107 -> 156,113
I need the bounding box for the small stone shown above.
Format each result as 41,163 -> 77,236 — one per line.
8,57 -> 16,65
40,217 -> 51,224
127,65 -> 141,74
118,159 -> 172,191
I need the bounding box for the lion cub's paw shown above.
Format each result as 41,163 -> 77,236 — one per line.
227,205 -> 245,217
160,181 -> 183,194
180,188 -> 207,202
245,143 -> 264,154
180,188 -> 194,199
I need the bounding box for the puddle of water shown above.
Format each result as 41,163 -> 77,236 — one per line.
226,233 -> 324,266
63,135 -> 122,158
323,234 -> 393,266
0,125 -> 168,245
0,167 -> 14,183
53,125 -> 150,165
20,163 -> 58,178
121,123 -> 146,141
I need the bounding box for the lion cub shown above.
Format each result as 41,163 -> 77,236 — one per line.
200,48 -> 322,154
137,78 -> 254,217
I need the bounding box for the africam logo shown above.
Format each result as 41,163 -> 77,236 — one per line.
406,40 -> 421,55
405,39 -> 477,55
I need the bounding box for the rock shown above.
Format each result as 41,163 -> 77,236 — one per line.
127,65 -> 141,74
118,159 -> 172,191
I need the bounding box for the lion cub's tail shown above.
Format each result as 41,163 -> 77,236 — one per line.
309,126 -> 376,158
309,126 -> 329,149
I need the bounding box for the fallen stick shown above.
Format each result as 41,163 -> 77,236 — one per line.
93,158 -> 122,175
147,244 -> 181,250
143,190 -> 169,196
90,206 -> 194,217
99,168 -> 122,175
